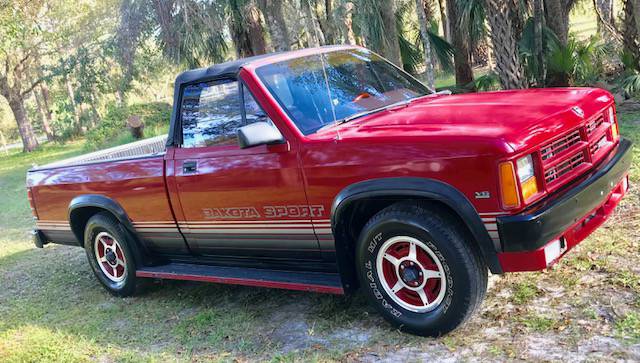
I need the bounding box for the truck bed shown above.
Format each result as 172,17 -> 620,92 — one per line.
26,135 -> 178,249
32,135 -> 167,171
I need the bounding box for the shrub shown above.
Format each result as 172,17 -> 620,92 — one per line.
84,102 -> 171,151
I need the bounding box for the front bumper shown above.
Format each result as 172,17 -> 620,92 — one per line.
497,138 -> 633,272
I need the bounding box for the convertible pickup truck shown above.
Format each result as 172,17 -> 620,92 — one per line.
27,45 -> 632,336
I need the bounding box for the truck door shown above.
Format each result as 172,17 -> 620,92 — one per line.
169,77 -> 323,261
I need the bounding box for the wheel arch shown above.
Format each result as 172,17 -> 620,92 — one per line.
331,177 -> 503,290
68,194 -> 136,245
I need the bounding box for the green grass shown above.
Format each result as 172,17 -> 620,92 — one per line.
615,312 -> 640,343
0,110 -> 639,361
511,281 -> 540,305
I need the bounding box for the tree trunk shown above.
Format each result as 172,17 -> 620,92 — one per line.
39,83 -> 55,140
416,0 -> 436,89
33,85 -> 54,141
438,0 -> 450,42
229,2 -> 267,57
302,0 -> 323,47
89,90 -> 101,126
323,0 -> 336,44
595,0 -> 614,29
258,0 -> 291,51
341,1 -> 356,45
545,0 -> 573,46
623,0 -> 640,69
65,76 -> 82,135
447,0 -> 475,88
8,98 -> 39,152
485,0 -> 527,89
508,0 -> 525,40
246,4 -> 268,55
533,0 -> 546,85
0,130 -> 8,155
636,0 -> 640,42
379,0 -> 403,66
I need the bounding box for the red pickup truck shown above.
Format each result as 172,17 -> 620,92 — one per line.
27,45 -> 632,336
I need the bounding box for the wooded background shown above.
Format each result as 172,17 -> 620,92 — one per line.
1,0 -> 639,152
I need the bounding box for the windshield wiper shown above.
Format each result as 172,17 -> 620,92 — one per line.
317,94 -> 434,133
338,95 -> 428,125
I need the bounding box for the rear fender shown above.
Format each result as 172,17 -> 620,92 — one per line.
68,195 -> 136,243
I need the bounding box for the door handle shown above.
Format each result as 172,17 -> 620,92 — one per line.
183,161 -> 197,174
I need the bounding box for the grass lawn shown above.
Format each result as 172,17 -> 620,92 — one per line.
1,111 -> 639,362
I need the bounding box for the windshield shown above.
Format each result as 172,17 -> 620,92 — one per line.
255,49 -> 431,135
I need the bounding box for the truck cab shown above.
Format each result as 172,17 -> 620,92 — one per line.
27,45 -> 632,336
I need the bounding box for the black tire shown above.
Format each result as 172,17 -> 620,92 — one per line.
84,212 -> 138,297
356,201 -> 488,336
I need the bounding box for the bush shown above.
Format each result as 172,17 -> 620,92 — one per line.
84,102 -> 171,151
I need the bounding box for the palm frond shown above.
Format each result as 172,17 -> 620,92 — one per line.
471,71 -> 501,91
621,72 -> 640,95
457,0 -> 487,47
427,30 -> 454,72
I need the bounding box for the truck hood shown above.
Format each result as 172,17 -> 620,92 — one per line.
312,88 -> 614,153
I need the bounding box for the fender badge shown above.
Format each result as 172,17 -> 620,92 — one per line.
571,106 -> 584,118
475,191 -> 491,199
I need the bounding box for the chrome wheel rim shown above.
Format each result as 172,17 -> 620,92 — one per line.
94,232 -> 127,283
376,236 -> 447,313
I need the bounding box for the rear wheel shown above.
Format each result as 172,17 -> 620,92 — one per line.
84,212 -> 138,296
356,202 -> 487,336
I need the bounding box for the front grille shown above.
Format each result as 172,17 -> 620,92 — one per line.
539,110 -> 614,189
590,134 -> 607,155
541,130 -> 581,161
586,114 -> 604,136
544,151 -> 585,183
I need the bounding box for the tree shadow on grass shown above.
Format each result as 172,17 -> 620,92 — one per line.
0,244 -> 398,360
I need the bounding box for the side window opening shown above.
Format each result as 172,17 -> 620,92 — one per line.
180,79 -> 274,148
242,83 -> 272,125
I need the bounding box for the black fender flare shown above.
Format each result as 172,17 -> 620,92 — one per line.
330,177 -> 503,285
68,194 -> 152,266
68,194 -> 136,243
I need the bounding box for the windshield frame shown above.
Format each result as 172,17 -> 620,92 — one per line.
253,47 -> 434,136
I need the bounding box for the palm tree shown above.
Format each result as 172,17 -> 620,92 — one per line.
257,0 -> 292,51
623,0 -> 640,69
301,0 -> 325,47
594,0 -> 614,31
447,0 -> 475,89
380,0 -> 403,66
545,0 -> 578,46
228,0 -> 267,57
416,0 -> 436,89
353,0 -> 402,66
483,0 -> 527,89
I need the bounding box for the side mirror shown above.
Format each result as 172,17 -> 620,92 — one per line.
237,122 -> 285,149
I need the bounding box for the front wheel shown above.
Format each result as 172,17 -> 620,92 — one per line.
356,202 -> 488,336
84,212 -> 138,297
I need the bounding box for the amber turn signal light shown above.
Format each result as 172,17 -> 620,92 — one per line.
611,122 -> 619,140
521,176 -> 538,201
499,161 -> 520,209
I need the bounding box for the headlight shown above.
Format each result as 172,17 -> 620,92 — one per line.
516,155 -> 538,201
516,155 -> 535,182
